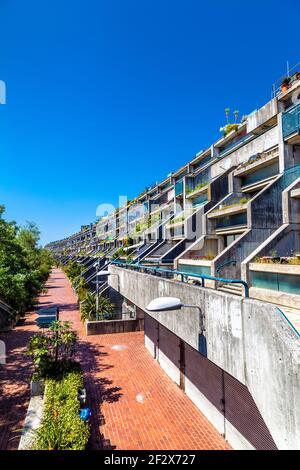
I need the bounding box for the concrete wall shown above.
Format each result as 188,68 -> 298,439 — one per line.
86,318 -> 144,335
241,177 -> 300,283
109,265 -> 300,449
211,174 -> 284,279
247,99 -> 278,134
211,127 -> 278,180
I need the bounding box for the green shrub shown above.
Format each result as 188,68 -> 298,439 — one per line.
74,277 -> 89,301
239,197 -> 248,205
64,261 -> 82,283
223,123 -> 239,137
33,365 -> 90,450
0,206 -> 53,313
80,292 -> 115,322
80,291 -> 97,321
28,321 -> 77,380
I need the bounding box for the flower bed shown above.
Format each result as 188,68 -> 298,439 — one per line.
33,364 -> 90,450
27,321 -> 91,450
253,256 -> 300,265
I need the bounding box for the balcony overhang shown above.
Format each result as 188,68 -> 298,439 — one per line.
186,185 -> 209,199
290,188 -> 300,199
234,151 -> 279,178
165,220 -> 185,229
284,130 -> 300,145
241,175 -> 278,193
208,204 -> 247,219
215,225 -> 247,236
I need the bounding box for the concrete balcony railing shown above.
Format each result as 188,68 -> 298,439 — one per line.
208,202 -> 248,220
234,148 -> 279,179
282,102 -> 300,143
247,98 -> 278,134
249,261 -> 300,309
185,183 -> 209,199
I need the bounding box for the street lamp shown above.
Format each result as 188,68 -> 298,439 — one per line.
95,270 -> 120,318
146,297 -> 207,357
93,260 -> 101,319
146,297 -> 182,312
97,270 -> 120,290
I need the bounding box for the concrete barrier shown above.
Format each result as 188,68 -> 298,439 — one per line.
85,318 -> 144,336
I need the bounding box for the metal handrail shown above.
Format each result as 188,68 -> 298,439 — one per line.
112,260 -> 249,297
216,259 -> 237,274
276,308 -> 300,338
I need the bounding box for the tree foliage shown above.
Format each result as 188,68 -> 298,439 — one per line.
0,205 -> 52,312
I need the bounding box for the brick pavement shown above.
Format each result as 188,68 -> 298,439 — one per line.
0,268 -> 231,450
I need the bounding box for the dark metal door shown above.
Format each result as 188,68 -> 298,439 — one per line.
144,314 -> 159,359
223,372 -> 277,450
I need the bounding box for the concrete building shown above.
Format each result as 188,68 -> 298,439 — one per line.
48,73 -> 300,320
47,71 -> 300,449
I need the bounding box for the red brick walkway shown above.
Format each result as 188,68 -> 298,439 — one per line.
0,268 -> 230,450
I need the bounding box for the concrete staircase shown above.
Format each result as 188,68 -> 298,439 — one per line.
217,286 -> 300,333
218,283 -> 244,296
272,304 -> 300,334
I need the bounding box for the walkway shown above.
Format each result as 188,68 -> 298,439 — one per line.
0,268 -> 230,450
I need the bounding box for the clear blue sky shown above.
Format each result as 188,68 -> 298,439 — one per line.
0,0 -> 299,245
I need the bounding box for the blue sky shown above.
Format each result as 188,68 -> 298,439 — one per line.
0,0 -> 299,245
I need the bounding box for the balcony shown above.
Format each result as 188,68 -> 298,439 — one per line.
282,103 -> 300,143
208,198 -> 248,220
238,160 -> 279,193
186,182 -> 209,199
234,148 -> 279,177
191,153 -> 211,172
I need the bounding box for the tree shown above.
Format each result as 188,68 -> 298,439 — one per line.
0,205 -> 52,313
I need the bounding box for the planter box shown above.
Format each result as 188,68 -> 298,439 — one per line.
178,258 -> 212,267
250,263 -> 300,275
249,286 -> 300,310
208,204 -> 247,219
186,185 -> 208,199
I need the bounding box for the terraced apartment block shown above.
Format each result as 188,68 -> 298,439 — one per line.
47,73 -> 300,450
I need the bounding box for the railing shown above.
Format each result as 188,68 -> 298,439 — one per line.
0,300 -> 17,321
175,180 -> 184,197
282,103 -> 300,138
216,260 -> 237,274
271,63 -> 300,98
218,134 -> 253,158
112,260 -> 249,297
241,161 -> 279,187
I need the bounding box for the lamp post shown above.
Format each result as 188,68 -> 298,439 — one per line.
146,297 -> 206,356
96,270 -> 120,291
94,260 -> 100,320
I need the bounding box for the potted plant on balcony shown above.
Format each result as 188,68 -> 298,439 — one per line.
281,77 -> 291,93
